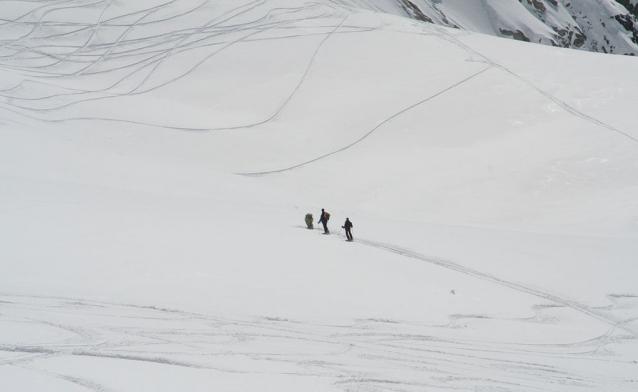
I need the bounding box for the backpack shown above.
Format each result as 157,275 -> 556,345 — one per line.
325,212 -> 330,220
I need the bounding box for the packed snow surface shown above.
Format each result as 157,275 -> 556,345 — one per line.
1,1 -> 637,391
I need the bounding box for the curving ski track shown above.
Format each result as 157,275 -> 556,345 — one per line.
238,66 -> 492,176
1,3 -> 637,390
1,294 -> 636,391
1,238 -> 637,390
430,27 -> 638,145
349,235 -> 638,338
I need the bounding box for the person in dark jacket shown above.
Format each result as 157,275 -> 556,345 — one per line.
318,208 -> 329,234
342,218 -> 353,241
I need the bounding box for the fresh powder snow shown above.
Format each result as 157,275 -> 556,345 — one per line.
1,1 -> 637,391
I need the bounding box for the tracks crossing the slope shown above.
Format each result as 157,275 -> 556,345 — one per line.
239,65 -> 492,176
430,27 -> 638,145
337,233 -> 638,338
1,293 -> 636,391
0,0 -> 375,130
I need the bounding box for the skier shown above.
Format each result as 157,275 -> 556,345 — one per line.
342,218 -> 353,241
305,213 -> 314,229
318,208 -> 330,234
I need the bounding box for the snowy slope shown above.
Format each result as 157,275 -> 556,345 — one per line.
3,0 -> 637,231
1,1 -> 638,391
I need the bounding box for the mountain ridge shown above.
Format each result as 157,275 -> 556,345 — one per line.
364,0 -> 638,55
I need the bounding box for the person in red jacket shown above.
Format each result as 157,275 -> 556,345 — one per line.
342,218 -> 353,241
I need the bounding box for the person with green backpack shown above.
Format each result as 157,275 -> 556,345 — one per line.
305,213 -> 314,229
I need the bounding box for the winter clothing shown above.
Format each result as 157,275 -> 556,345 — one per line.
342,218 -> 353,241
305,214 -> 314,229
318,209 -> 329,234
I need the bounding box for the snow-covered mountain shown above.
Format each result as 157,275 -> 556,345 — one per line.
360,0 -> 638,55
1,1 -> 637,391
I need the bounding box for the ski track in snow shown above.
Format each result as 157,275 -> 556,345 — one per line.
0,1 -> 363,122
428,26 -> 638,145
239,24 -> 638,176
239,65 -> 492,176
296,226 -> 638,339
351,235 -> 638,337
1,294 -> 637,391
3,0 -> 630,147
2,2 -> 637,390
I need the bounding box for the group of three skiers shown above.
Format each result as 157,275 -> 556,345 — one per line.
305,209 -> 353,241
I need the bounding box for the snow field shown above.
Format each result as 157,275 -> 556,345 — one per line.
1,0 -> 638,391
